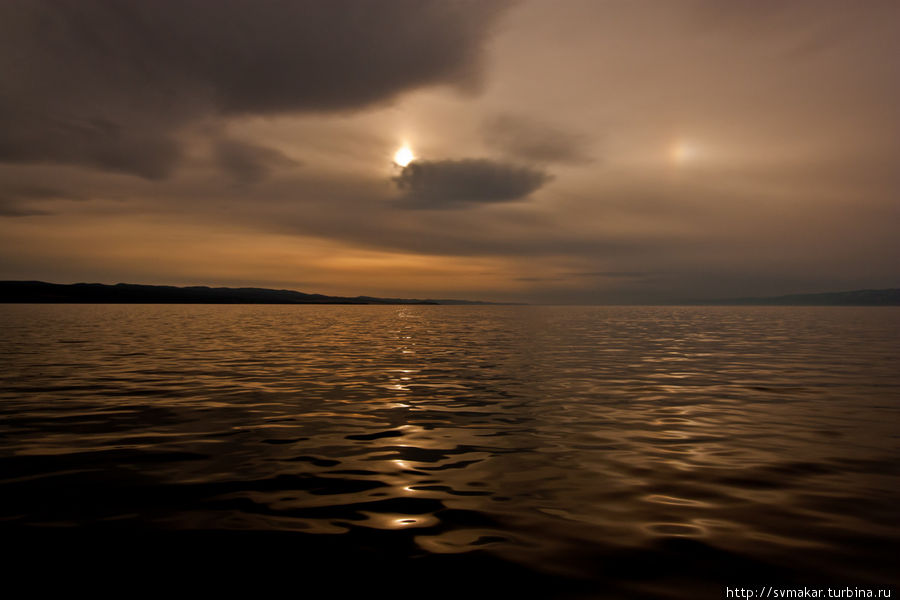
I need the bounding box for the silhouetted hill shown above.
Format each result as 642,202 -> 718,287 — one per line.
0,281 -> 508,305
693,288 -> 900,306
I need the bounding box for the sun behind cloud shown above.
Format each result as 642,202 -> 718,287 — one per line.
393,145 -> 415,167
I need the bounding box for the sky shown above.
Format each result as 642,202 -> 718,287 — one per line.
1,0 -> 898,304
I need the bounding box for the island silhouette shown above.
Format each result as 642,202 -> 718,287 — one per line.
0,281 -> 512,305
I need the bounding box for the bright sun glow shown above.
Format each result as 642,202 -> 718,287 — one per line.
393,145 -> 414,167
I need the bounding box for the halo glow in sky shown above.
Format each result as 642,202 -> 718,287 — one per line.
670,140 -> 698,164
0,0 -> 898,303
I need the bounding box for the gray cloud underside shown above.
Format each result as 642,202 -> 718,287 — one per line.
213,139 -> 299,186
0,183 -> 82,217
484,114 -> 593,164
570,271 -> 653,278
393,159 -> 552,207
0,0 -> 510,178
0,203 -> 48,217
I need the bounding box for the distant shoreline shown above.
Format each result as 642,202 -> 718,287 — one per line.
681,288 -> 900,307
1,281 -> 898,306
0,281 -> 513,306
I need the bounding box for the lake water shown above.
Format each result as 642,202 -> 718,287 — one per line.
1,305 -> 898,598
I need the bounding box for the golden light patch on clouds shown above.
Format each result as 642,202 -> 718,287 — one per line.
308,246 -> 517,296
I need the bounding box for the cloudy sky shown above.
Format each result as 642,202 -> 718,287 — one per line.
1,0 -> 898,303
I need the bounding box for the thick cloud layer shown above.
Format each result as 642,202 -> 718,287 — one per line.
0,0 -> 509,178
393,159 -> 551,207
2,1 -> 898,303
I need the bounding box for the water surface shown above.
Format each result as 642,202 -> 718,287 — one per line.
1,305 -> 898,597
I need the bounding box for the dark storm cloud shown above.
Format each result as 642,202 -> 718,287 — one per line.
0,0 -> 510,178
393,159 -> 551,208
484,115 -> 593,164
213,139 -> 299,185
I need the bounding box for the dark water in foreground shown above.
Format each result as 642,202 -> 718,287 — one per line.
1,305 -> 898,598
